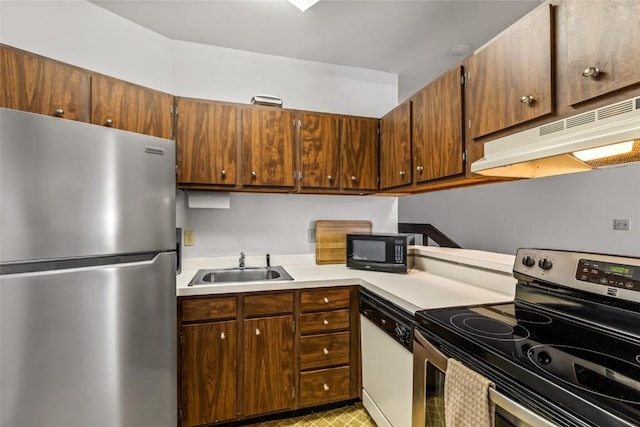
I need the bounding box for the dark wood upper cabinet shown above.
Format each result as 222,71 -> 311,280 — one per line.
243,315 -> 294,416
299,112 -> 340,189
412,66 -> 464,183
177,98 -> 238,186
0,45 -> 90,121
379,101 -> 412,189
566,0 -> 640,105
341,117 -> 379,191
241,106 -> 296,188
91,74 -> 174,139
181,320 -> 237,427
468,4 -> 553,139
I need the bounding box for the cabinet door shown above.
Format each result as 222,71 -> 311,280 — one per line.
91,74 -> 174,139
177,99 -> 237,185
241,107 -> 296,187
243,315 -> 294,416
181,321 -> 237,427
413,66 -> 464,183
469,4 -> 553,138
300,112 -> 340,189
379,101 -> 412,189
566,0 -> 640,105
0,46 -> 90,121
341,117 -> 379,191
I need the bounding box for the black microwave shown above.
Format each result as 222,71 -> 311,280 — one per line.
346,233 -> 414,273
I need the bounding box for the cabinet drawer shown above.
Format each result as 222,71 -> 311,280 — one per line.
299,366 -> 351,407
300,309 -> 350,335
301,288 -> 350,312
182,297 -> 237,322
244,292 -> 293,317
300,332 -> 350,370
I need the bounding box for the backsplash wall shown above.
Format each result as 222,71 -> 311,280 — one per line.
177,192 -> 398,257
399,164 -> 640,257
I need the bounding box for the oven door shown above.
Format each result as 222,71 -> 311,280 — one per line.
412,329 -> 558,427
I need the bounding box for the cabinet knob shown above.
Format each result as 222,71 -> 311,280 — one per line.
582,66 -> 600,78
323,319 -> 330,325
220,332 -> 226,340
399,170 -> 406,176
381,318 -> 387,325
350,176 -> 357,181
255,328 -> 261,336
520,95 -> 535,105
54,108 -> 64,116
251,171 -> 257,178
327,175 -> 333,181
104,118 -> 114,126
221,170 -> 226,177
323,383 -> 330,391
323,297 -> 330,304
416,166 -> 424,172
323,347 -> 330,355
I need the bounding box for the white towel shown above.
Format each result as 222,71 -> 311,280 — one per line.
444,358 -> 495,427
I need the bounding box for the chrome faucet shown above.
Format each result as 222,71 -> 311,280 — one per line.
239,251 -> 245,268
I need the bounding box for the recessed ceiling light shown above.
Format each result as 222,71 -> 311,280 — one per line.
288,0 -> 320,12
450,43 -> 473,56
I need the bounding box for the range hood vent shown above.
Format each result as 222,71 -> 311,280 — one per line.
472,96 -> 640,178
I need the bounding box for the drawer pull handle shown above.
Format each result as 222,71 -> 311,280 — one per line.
381,319 -> 387,325
323,383 -> 330,391
255,328 -> 261,336
582,66 -> 600,78
105,118 -> 114,126
323,319 -> 330,325
350,176 -> 357,181
323,297 -> 330,304
323,348 -> 330,355
520,95 -> 535,105
220,332 -> 226,340
221,170 -> 226,177
54,108 -> 64,116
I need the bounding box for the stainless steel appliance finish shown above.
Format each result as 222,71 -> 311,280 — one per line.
413,249 -> 640,427
0,108 -> 177,427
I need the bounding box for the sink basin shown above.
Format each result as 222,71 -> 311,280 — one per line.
188,266 -> 294,285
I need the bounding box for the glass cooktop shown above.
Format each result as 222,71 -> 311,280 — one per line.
415,301 -> 640,427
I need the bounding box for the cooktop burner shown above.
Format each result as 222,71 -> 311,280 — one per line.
450,313 -> 530,341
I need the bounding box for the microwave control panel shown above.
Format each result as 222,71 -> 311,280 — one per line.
394,241 -> 405,264
576,259 -> 639,292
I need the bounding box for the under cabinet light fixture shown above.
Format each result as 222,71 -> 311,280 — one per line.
573,140 -> 634,161
287,0 -> 320,12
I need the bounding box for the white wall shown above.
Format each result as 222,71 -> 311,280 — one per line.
178,192 -> 398,257
398,164 -> 640,257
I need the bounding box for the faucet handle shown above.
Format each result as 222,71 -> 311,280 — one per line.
266,253 -> 271,268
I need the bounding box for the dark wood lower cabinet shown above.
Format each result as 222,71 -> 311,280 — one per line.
181,321 -> 237,427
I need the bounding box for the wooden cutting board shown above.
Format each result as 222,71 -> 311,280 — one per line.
315,220 -> 372,265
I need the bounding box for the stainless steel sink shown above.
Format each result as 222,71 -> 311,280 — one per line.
188,266 -> 293,285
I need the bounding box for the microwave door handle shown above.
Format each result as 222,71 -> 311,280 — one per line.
488,389 -> 559,427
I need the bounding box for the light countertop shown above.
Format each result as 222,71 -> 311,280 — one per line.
177,247 -> 517,314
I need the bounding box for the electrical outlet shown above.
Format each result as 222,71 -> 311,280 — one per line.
613,219 -> 630,231
308,229 -> 316,243
184,230 -> 195,246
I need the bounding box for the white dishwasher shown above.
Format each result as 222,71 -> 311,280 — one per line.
360,289 -> 414,427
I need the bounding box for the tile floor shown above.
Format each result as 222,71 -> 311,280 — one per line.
245,402 -> 377,427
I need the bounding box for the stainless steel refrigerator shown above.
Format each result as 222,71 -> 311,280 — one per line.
0,108 -> 177,427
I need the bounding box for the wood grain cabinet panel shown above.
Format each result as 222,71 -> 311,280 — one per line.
380,101 -> 412,189
300,331 -> 350,370
241,106 -> 296,187
566,0 -> 640,105
177,98 -> 238,186
341,117 -> 379,191
0,45 -> 90,121
299,366 -> 351,407
91,74 -> 174,139
300,112 -> 340,189
181,297 -> 237,322
412,66 -> 464,183
243,315 -> 294,416
300,288 -> 351,312
468,4 -> 553,138
181,321 -> 237,427
300,309 -> 350,335
244,292 -> 293,317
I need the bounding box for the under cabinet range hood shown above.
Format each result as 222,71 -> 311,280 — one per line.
471,96 -> 640,178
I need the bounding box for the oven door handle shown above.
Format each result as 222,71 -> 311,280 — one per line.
414,330 -> 559,427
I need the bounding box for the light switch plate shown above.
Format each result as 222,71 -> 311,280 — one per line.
184,230 -> 195,246
613,219 -> 630,231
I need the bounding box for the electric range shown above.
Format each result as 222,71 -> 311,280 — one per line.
415,249 -> 640,427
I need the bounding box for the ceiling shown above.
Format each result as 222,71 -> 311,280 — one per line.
91,0 -> 541,101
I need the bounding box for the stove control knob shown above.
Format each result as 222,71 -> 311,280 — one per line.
537,351 -> 552,365
522,256 -> 536,267
538,258 -> 553,270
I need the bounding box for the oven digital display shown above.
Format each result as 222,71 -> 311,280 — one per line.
576,259 -> 639,292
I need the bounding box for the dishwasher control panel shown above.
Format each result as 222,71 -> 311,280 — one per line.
359,290 -> 414,351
